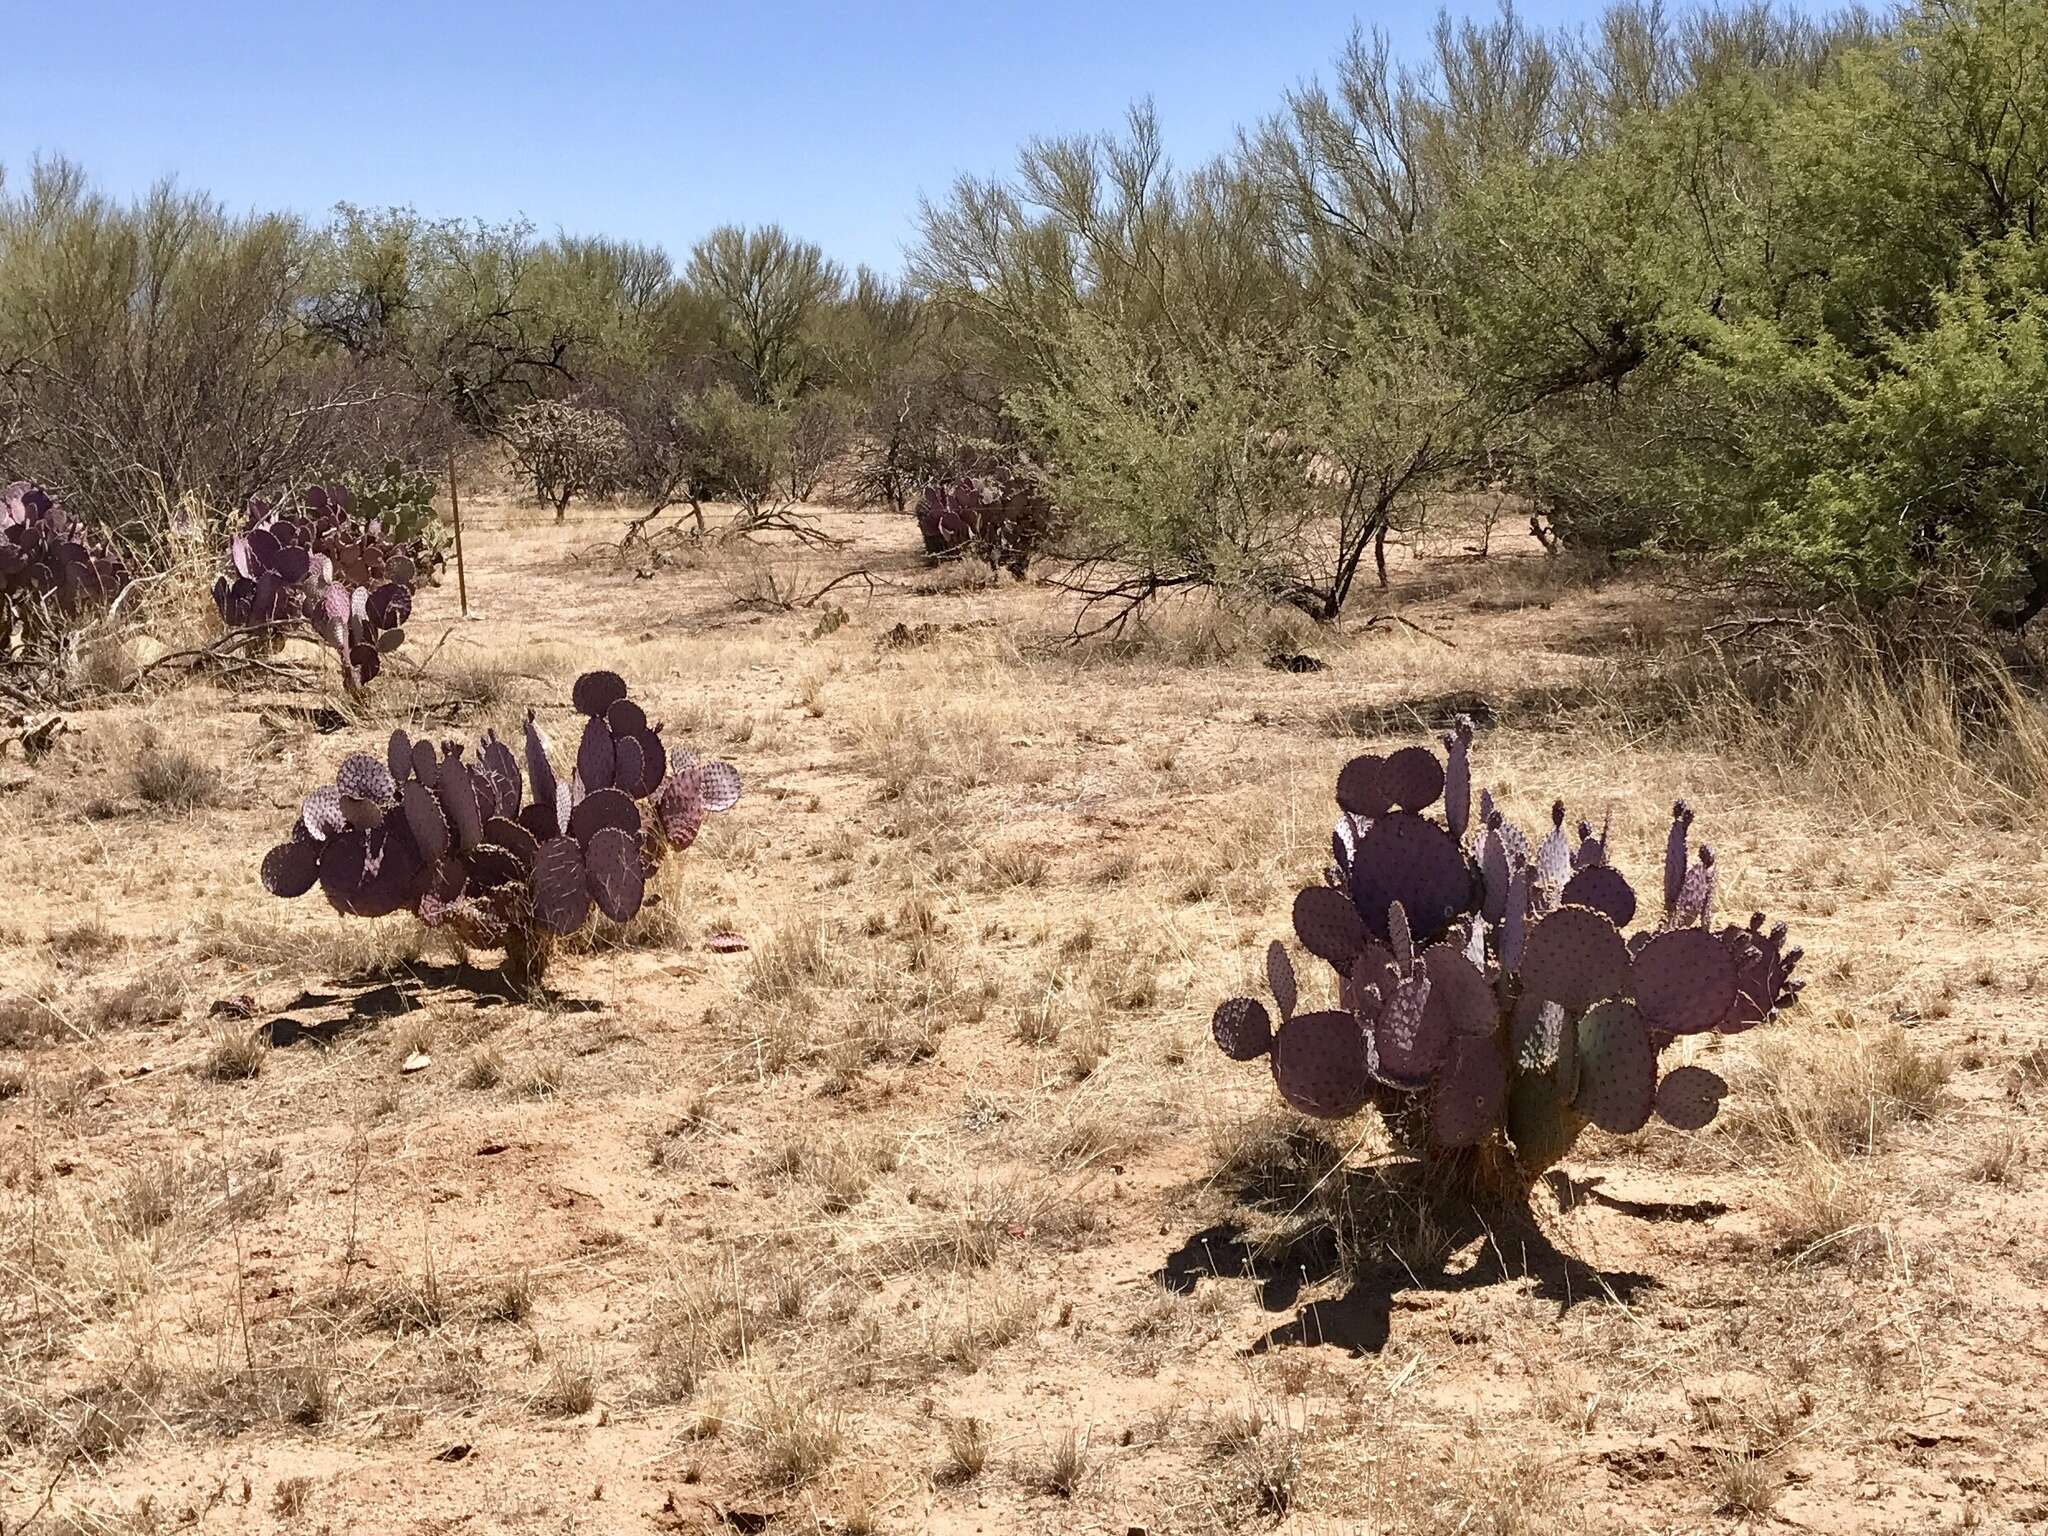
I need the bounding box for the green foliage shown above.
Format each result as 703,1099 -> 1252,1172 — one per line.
1436,0 -> 2048,620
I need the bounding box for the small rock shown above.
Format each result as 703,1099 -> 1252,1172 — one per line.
401,1052 -> 432,1074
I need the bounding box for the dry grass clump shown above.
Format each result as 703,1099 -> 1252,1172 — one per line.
1764,1149 -> 1891,1264
132,743 -> 224,811
200,1024 -> 264,1082
1719,1024 -> 1951,1158
88,970 -> 187,1031
1031,1425 -> 1091,1498
1603,627 -> 2048,824
741,1376 -> 844,1490
938,1415 -> 991,1484
536,1345 -> 600,1416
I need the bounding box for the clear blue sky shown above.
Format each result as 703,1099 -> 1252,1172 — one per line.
8,0 -> 1591,276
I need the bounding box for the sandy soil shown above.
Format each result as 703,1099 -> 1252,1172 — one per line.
3,498 -> 2046,1535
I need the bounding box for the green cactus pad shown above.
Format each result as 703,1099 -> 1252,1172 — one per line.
1632,927 -> 1738,1035
1510,993 -> 1566,1074
1506,1073 -> 1585,1173
1272,1009 -> 1372,1119
1573,1001 -> 1656,1134
1519,905 -> 1631,1013
1654,1064 -> 1728,1130
1432,1032 -> 1507,1148
1293,885 -> 1368,968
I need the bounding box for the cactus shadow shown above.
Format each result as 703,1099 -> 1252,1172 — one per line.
259,963 -> 600,1049
1154,1165 -> 1657,1359
1544,1171 -> 1728,1223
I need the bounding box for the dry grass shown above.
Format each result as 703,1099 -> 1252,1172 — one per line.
199,1024 -> 264,1082
1031,1426 -> 1091,1499
132,743 -> 223,811
8,504 -> 2043,1534
1720,1024 -> 1951,1158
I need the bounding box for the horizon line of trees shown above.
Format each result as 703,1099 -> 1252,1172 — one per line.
5,0 -> 2047,633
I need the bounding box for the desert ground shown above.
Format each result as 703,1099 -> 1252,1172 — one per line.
3,496 -> 2046,1535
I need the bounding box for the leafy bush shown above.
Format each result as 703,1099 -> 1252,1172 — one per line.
0,480 -> 133,687
1210,720 -> 1804,1197
504,401 -> 629,521
259,670 -> 741,985
211,486 -> 417,693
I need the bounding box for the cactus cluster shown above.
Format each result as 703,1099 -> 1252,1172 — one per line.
212,485 -> 421,690
259,670 -> 741,983
0,480 -> 132,659
915,467 -> 1051,577
1212,720 -> 1804,1185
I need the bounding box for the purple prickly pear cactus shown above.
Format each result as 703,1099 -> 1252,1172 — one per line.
211,485 -> 419,693
258,671 -> 742,985
1207,726 -> 1806,1182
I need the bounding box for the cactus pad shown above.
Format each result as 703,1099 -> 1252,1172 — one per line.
577,718 -> 616,793
1336,752 -> 1393,817
1519,905 -> 1631,1013
1560,864 -> 1637,928
1654,1064 -> 1728,1130
1293,884 -> 1367,968
531,837 -> 591,935
260,839 -> 320,898
584,826 -> 646,923
1266,940 -> 1298,1021
572,670 -> 629,718
1212,997 -> 1274,1061
1380,745 -> 1446,812
1442,718 -> 1473,841
1632,927 -> 1738,1035
1369,960 -> 1444,1088
1718,917 -> 1803,1032
1433,1032 -> 1507,1148
1348,812 -> 1471,945
1506,1073 -> 1584,1173
1272,1009 -> 1373,1119
1572,1001 -> 1656,1133
1421,942 -> 1494,1036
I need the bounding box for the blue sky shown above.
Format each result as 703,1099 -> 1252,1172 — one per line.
7,0 -> 1589,275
